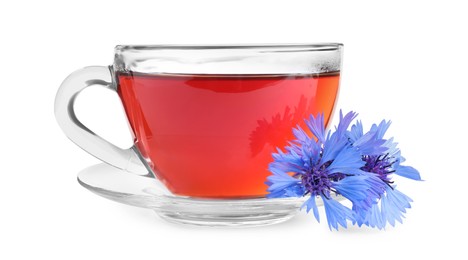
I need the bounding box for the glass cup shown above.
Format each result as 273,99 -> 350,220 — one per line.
55,44 -> 343,226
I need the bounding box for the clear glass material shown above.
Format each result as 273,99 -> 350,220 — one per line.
54,66 -> 147,174
114,44 -> 342,74
55,44 -> 343,226
78,163 -> 307,227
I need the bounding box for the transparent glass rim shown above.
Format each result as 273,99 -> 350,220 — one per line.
114,43 -> 343,75
115,43 -> 343,52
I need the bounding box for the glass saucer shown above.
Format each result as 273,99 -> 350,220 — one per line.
77,163 -> 307,227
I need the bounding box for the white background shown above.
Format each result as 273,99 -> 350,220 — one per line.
1,0 -> 466,259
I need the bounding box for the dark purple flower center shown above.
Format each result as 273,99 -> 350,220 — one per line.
301,161 -> 338,198
361,154 -> 395,184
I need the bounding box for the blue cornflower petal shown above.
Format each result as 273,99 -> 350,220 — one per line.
301,196 -> 320,222
266,175 -> 299,191
333,175 -> 374,203
352,131 -> 387,155
370,119 -> 392,139
336,110 -> 358,137
271,149 -> 304,173
322,196 -> 354,231
284,185 -> 306,197
356,186 -> 413,228
395,165 -> 422,181
320,133 -> 349,165
334,172 -> 386,213
327,146 -> 366,174
272,148 -> 301,165
359,203 -> 386,229
300,138 -> 321,166
270,160 -> 304,175
351,129 -> 374,147
397,154 -> 406,164
382,137 -> 399,156
361,171 -> 387,194
292,126 -> 311,143
286,141 -> 303,155
266,189 -> 289,198
266,167 -> 301,191
320,111 -> 357,165
305,113 -> 326,144
266,183 -> 303,198
381,187 -> 412,226
348,120 -> 364,142
267,180 -> 305,198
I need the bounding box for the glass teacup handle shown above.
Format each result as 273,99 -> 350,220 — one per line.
55,66 -> 147,175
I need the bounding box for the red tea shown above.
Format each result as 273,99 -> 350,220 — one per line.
117,72 -> 339,198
